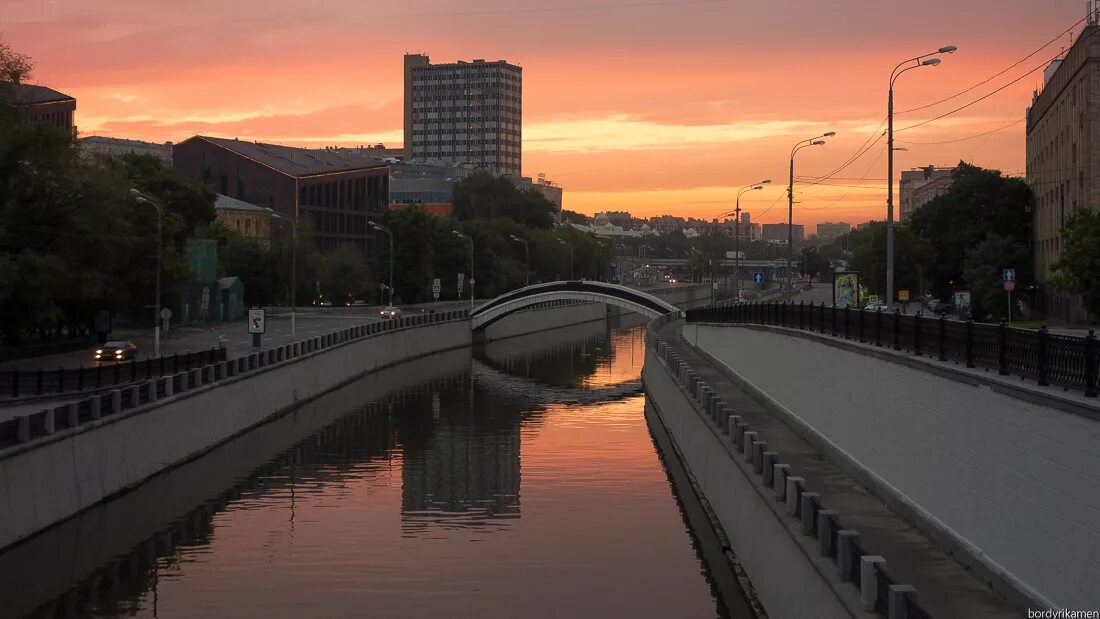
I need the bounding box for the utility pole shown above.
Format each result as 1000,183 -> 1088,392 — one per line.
131,189 -> 163,358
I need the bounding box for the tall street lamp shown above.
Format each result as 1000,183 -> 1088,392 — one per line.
130,189 -> 163,358
788,132 -> 834,292
884,42 -> 954,305
268,211 -> 298,338
509,234 -> 529,286
557,238 -> 574,280
453,230 -> 474,308
369,221 -> 394,307
722,179 -> 770,300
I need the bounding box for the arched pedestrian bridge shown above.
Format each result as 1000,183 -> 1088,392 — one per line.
470,281 -> 680,331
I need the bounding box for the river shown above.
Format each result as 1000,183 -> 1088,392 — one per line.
1,317 -> 747,618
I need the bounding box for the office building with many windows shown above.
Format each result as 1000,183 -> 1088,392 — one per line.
404,54 -> 522,177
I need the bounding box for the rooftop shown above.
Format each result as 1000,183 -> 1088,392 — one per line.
214,194 -> 270,213
184,136 -> 387,177
1,82 -> 75,105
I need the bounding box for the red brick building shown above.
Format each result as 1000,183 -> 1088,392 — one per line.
3,81 -> 76,138
173,136 -> 389,257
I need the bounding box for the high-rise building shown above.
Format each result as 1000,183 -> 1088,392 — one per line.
1027,22 -> 1100,322
403,54 -> 522,177
816,222 -> 852,243
899,166 -> 955,222
761,223 -> 805,244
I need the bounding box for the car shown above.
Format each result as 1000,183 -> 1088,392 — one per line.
380,306 -> 402,319
864,304 -> 890,312
932,302 -> 954,316
95,340 -> 137,363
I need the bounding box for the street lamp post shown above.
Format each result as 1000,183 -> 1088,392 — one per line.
268,211 -> 298,339
130,189 -> 163,358
453,231 -> 474,308
788,133 -> 834,293
887,45 -> 956,307
722,179 -> 770,301
509,234 -> 529,286
558,238 -> 574,279
369,222 -> 394,306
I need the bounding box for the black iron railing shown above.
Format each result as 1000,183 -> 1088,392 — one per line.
686,301 -> 1100,397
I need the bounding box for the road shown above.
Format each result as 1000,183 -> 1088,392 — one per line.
0,301 -> 471,371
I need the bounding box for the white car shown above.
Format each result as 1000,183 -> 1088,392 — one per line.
380,306 -> 402,319
864,304 -> 890,312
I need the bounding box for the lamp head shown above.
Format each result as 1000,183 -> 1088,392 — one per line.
812,140 -> 826,146
760,179 -> 772,184
823,131 -> 836,138
922,58 -> 941,67
135,196 -> 149,204
129,188 -> 141,197
938,44 -> 958,54
751,185 -> 763,191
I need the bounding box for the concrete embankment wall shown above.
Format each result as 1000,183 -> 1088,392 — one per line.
0,318 -> 472,551
642,330 -> 859,619
0,348 -> 471,618
685,323 -> 1100,610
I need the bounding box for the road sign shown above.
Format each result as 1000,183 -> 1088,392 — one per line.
469,278 -> 476,286
248,309 -> 266,334
432,278 -> 441,301
1004,280 -> 1015,292
1003,268 -> 1016,282
457,273 -> 464,295
898,289 -> 910,302
160,308 -> 172,320
753,272 -> 765,284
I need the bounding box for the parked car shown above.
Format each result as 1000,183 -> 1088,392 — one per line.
932,302 -> 954,316
864,303 -> 890,312
95,340 -> 137,363
380,306 -> 402,320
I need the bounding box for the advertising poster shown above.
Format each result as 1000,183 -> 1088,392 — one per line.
953,291 -> 972,318
834,272 -> 860,309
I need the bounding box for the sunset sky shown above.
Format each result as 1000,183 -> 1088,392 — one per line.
2,0 -> 1084,227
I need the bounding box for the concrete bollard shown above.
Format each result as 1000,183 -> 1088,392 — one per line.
785,476 -> 805,517
817,509 -> 839,557
217,361 -> 227,380
43,409 -> 54,434
109,389 -> 122,414
146,381 -> 157,403
860,556 -> 887,611
268,350 -> 276,364
188,368 -> 201,388
276,346 -> 284,362
129,384 -> 141,407
248,353 -> 257,370
66,403 -> 78,428
734,422 -> 748,451
293,342 -> 300,356
162,375 -> 174,397
762,452 -> 778,486
837,530 -> 860,581
16,416 -> 29,442
720,408 -> 733,434
887,584 -> 917,619
752,441 -> 767,473
773,463 -> 791,499
90,397 -> 102,420
237,357 -> 247,373
204,364 -> 215,384
742,432 -> 758,463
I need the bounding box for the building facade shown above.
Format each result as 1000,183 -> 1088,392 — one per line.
174,136 -> 389,258
761,223 -> 805,244
80,136 -> 173,164
899,165 -> 955,222
1026,24 -> 1100,322
816,221 -> 851,243
404,54 -> 522,176
214,194 -> 273,247
3,81 -> 76,138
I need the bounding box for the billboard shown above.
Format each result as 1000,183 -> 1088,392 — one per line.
833,272 -> 860,309
953,291 -> 972,318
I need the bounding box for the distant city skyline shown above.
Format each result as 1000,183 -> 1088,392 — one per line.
3,0 -> 1081,226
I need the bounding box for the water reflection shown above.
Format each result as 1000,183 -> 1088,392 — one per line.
2,319 -> 728,619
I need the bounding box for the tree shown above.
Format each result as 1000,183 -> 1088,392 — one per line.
1052,210 -> 1100,318
560,210 -> 588,225
801,246 -> 831,282
908,162 -> 1033,299
320,245 -> 371,306
452,172 -> 556,229
848,222 -> 930,300
962,234 -> 1031,322
0,37 -> 33,83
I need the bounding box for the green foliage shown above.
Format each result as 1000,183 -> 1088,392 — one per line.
320,244 -> 371,305
801,247 -> 831,282
200,220 -> 279,306
452,172 -> 556,229
0,37 -> 34,82
847,222 -> 931,299
962,233 -> 1030,322
908,162 -> 1033,299
1052,210 -> 1100,317
560,209 -> 587,225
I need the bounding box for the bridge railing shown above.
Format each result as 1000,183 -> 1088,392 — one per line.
686,301 -> 1099,397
